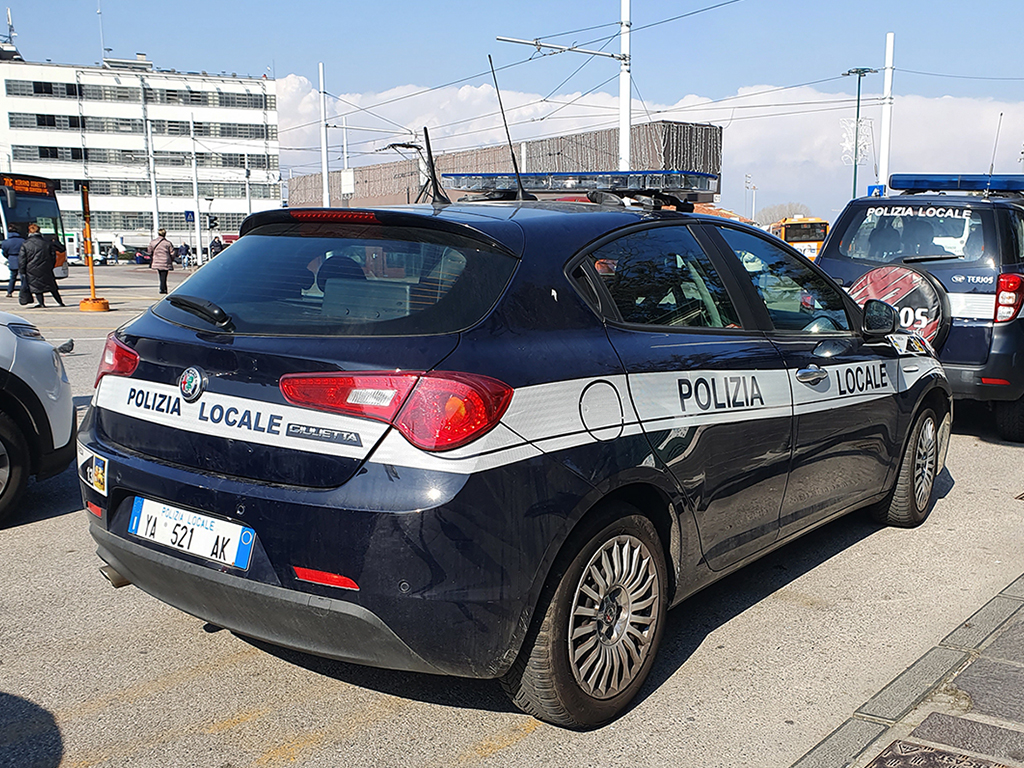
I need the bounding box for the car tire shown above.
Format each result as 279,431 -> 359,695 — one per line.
500,505 -> 668,728
994,397 -> 1024,443
0,411 -> 29,525
873,407 -> 939,528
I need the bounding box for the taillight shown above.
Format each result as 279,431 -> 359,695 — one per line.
279,371 -> 513,452
95,333 -> 139,387
995,273 -> 1024,323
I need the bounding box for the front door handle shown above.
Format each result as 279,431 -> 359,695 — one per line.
795,365 -> 829,385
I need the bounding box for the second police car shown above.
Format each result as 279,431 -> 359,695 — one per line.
79,172 -> 951,728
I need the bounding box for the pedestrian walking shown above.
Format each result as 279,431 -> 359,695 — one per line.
147,228 -> 175,294
1,225 -> 24,298
18,223 -> 65,308
178,242 -> 191,270
209,237 -> 224,257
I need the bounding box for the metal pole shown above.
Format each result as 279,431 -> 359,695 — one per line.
853,74 -> 863,198
319,62 -> 331,207
79,184 -> 109,311
618,0 -> 631,171
191,115 -> 203,266
245,154 -> 251,216
878,33 -> 895,191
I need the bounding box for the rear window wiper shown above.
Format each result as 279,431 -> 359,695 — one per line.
902,254 -> 964,264
167,294 -> 235,331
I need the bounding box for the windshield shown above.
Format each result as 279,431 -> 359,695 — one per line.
785,222 -> 828,242
833,204 -> 994,266
153,221 -> 518,336
1,193 -> 65,242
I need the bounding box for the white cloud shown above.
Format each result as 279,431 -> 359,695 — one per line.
277,73 -> 1024,221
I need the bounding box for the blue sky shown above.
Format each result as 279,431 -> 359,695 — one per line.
16,1 -> 1024,218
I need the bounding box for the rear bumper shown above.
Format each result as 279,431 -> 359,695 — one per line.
91,524 -> 439,675
943,321 -> 1024,401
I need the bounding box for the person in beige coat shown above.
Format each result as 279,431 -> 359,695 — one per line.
147,228 -> 175,295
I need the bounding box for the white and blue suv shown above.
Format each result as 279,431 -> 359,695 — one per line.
0,310 -> 75,522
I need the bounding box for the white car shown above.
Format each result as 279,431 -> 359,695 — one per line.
0,310 -> 75,522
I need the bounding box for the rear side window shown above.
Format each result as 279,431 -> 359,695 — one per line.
833,204 -> 995,265
589,226 -> 742,329
153,222 -> 517,336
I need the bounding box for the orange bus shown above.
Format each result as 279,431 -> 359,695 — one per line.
768,216 -> 829,261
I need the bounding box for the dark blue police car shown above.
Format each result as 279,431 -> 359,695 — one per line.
79,172 -> 951,727
818,174 -> 1024,441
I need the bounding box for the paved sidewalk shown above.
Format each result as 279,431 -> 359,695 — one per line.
790,573 -> 1024,768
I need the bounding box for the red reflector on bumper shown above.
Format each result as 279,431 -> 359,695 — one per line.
292,566 -> 360,591
86,502 -> 103,517
982,378 -> 1012,386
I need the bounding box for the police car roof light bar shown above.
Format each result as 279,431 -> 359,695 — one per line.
889,174 -> 1024,193
441,170 -> 718,195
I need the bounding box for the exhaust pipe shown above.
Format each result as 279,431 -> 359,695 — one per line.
99,565 -> 131,588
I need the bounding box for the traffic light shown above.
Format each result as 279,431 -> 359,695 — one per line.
207,214 -> 218,230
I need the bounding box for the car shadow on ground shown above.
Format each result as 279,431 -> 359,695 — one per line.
953,400 -> 1024,448
4,464 -> 84,529
238,473 -> 959,723
0,691 -> 63,767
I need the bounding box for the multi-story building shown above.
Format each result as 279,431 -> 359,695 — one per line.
0,43 -> 280,255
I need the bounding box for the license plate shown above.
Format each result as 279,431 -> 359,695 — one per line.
127,497 -> 256,570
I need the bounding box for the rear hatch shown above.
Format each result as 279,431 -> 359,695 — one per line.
92,210 -> 520,487
818,198 -> 999,365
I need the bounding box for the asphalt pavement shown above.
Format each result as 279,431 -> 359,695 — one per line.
3,263 -> 1024,767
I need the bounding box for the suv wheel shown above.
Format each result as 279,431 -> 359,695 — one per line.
501,504 -> 667,728
873,408 -> 938,527
0,411 -> 29,524
995,397 -> 1024,443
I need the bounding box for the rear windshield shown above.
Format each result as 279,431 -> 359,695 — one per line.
785,222 -> 827,242
153,222 -> 518,336
830,203 -> 995,266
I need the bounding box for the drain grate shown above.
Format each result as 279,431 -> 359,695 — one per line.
864,740 -> 1012,768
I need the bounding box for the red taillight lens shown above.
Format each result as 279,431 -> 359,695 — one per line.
289,210 -> 378,224
995,273 -> 1024,323
95,333 -> 139,387
279,370 -> 513,452
395,372 -> 513,451
279,372 -> 421,422
292,566 -> 359,591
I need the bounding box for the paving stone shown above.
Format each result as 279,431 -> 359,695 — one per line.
857,647 -> 968,722
954,658 -> 1024,724
789,718 -> 887,768
944,597 -> 1024,649
863,739 -> 1013,768
912,712 -> 1024,764
1003,574 -> 1024,600
983,617 -> 1024,665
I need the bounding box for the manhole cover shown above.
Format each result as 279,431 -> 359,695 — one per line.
864,740 -> 1012,768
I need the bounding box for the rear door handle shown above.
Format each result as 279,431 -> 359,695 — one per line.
795,365 -> 829,385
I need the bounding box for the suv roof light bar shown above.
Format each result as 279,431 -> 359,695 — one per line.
442,170 -> 718,195
889,174 -> 1024,193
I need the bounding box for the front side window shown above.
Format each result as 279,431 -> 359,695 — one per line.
589,226 -> 742,329
717,226 -> 850,333
152,221 -> 518,337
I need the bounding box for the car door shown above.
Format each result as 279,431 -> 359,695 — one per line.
708,224 -> 902,536
574,222 -> 794,571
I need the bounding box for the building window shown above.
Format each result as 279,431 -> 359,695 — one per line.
38,146 -> 58,159
32,81 -> 54,95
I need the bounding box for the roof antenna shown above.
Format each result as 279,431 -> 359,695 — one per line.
488,55 -> 535,201
422,126 -> 451,205
986,111 -> 1004,196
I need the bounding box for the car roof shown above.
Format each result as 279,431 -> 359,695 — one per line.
847,193 -> 1023,208
245,202 -> 751,260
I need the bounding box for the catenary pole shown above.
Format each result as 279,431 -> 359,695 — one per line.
191,115 -> 203,265
319,62 -> 330,207
878,33 -> 895,191
618,0 -> 631,171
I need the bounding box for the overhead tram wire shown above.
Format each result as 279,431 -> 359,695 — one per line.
898,68 -> 1024,82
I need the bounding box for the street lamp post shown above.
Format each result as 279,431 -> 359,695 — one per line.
844,67 -> 877,198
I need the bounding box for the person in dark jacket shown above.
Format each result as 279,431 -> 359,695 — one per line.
1,225 -> 24,298
148,228 -> 175,294
18,223 -> 65,308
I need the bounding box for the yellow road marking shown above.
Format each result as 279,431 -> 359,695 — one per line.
457,720 -> 540,764
203,708 -> 272,734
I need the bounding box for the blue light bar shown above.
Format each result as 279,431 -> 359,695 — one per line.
441,170 -> 718,194
889,174 -> 1024,192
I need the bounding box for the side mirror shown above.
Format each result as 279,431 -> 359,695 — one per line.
3,187 -> 15,209
862,299 -> 898,337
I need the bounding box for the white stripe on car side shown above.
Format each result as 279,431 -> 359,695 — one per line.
94,352 -> 945,476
